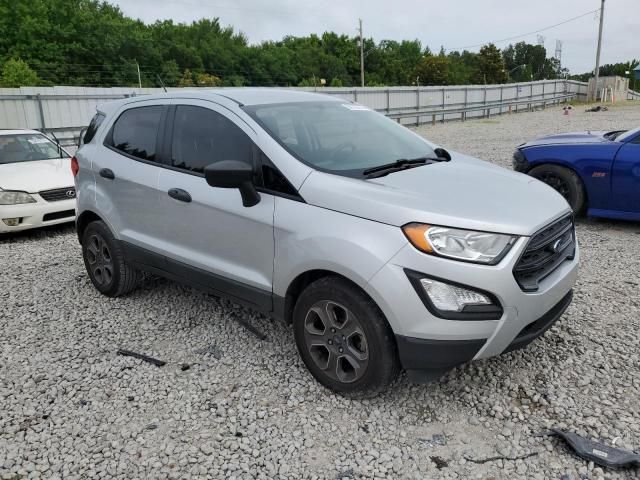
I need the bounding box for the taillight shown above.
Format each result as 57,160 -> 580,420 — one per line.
71,156 -> 79,177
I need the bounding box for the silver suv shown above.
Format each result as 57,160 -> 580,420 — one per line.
74,89 -> 578,396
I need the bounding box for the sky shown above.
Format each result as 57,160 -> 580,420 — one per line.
110,0 -> 638,75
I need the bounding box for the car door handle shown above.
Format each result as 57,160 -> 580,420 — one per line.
168,188 -> 192,203
99,168 -> 115,180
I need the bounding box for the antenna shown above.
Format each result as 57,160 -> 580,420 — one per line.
537,35 -> 546,47
156,74 -> 167,93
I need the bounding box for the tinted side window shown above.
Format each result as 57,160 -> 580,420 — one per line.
111,106 -> 163,161
171,105 -> 254,174
83,113 -> 105,144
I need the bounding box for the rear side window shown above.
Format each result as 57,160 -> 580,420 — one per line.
171,105 -> 254,174
110,106 -> 163,161
83,113 -> 105,144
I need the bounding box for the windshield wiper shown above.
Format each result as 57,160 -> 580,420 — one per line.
363,156 -> 437,178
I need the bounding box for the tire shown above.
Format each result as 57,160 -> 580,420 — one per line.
81,220 -> 140,297
529,164 -> 586,215
293,276 -> 400,398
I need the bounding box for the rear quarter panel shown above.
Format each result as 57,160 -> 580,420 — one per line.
522,143 -> 622,210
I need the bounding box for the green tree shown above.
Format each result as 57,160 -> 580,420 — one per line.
476,44 -> 506,84
412,55 -> 452,86
0,58 -> 41,87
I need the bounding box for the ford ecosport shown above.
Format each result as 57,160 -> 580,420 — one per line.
73,89 -> 579,396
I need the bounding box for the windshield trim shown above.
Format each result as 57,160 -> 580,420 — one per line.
616,127 -> 640,143
242,101 -> 435,179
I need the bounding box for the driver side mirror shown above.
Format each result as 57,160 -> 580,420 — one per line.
204,160 -> 261,207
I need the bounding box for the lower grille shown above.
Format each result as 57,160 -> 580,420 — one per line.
43,210 -> 75,222
40,187 -> 76,202
514,215 -> 575,292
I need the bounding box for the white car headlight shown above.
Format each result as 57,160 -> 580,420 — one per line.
403,223 -> 517,264
0,191 -> 37,205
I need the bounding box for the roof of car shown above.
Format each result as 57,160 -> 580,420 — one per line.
98,88 -> 344,113
205,88 -> 344,106
0,129 -> 43,136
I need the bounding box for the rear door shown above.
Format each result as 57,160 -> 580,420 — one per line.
156,100 -> 275,310
95,101 -> 169,251
611,133 -> 640,213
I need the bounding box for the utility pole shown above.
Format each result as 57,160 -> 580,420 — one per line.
136,60 -> 142,89
591,0 -> 605,101
358,18 -> 364,87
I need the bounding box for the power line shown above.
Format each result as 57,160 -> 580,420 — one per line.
447,9 -> 599,51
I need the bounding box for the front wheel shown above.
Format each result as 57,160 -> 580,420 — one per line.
529,164 -> 586,215
293,277 -> 400,397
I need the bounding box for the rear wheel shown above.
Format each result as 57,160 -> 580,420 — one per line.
293,276 -> 400,397
82,220 -> 140,297
529,164 -> 586,215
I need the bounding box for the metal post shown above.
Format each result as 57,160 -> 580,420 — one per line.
590,0 -> 605,101
483,87 -> 487,118
441,88 -> 445,123
462,88 -> 468,122
386,89 -> 390,114
499,85 -> 503,115
35,94 -> 46,130
542,82 -> 545,109
416,88 -> 420,126
515,84 -> 519,113
358,19 -> 365,88
354,89 -> 358,102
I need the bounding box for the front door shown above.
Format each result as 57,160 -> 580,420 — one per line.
156,101 -> 275,310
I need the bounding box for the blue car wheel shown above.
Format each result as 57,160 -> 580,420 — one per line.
529,164 -> 586,215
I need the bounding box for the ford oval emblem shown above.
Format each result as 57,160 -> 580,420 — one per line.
66,189 -> 75,198
551,238 -> 563,253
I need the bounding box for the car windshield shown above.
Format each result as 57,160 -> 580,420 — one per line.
0,133 -> 68,165
244,101 -> 436,177
615,127 -> 640,143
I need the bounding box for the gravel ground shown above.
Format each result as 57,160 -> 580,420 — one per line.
1,103 -> 639,480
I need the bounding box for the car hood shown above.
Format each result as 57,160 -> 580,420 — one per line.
299,152 -> 571,236
521,131 -> 609,148
0,158 -> 74,192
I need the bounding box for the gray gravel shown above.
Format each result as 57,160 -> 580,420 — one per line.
1,103 -> 639,479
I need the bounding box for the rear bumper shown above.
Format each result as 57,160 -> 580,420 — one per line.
398,290 -> 573,383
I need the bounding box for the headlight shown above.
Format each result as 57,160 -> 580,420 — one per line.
0,191 -> 37,205
402,223 -> 517,264
512,149 -> 528,172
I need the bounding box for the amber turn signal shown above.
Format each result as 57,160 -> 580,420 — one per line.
402,223 -> 433,253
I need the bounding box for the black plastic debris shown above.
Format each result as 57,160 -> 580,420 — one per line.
430,456 -> 448,469
117,349 -> 166,367
180,363 -> 191,371
551,428 -> 640,469
585,105 -> 608,112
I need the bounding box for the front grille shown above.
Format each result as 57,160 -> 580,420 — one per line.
43,210 -> 75,222
513,215 -> 575,292
40,187 -> 75,202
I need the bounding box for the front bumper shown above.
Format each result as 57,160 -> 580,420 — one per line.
0,196 -> 76,233
366,218 -> 579,376
396,290 -> 573,382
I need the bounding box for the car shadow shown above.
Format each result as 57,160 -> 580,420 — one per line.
0,222 -> 76,242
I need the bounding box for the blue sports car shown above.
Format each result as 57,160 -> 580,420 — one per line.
513,127 -> 640,221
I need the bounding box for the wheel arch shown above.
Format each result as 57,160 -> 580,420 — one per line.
76,210 -> 103,244
277,269 -> 383,326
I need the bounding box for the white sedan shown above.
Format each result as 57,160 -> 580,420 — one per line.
0,130 -> 76,233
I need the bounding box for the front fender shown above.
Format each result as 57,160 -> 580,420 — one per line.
272,197 -> 407,301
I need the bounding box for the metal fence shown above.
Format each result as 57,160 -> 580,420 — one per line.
0,79 -> 608,147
